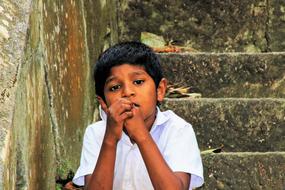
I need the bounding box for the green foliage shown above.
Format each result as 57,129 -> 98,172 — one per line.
56,160 -> 72,179
56,184 -> 62,190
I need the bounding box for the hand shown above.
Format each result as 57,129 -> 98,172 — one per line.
124,106 -> 148,143
97,96 -> 133,144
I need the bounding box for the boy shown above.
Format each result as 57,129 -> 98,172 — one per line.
73,41 -> 204,190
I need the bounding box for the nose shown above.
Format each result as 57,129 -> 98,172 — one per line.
122,83 -> 135,98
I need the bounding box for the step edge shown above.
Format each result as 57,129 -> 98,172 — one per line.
158,52 -> 285,56
201,151 -> 285,155
164,97 -> 285,102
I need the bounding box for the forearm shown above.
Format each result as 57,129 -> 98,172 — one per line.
86,136 -> 117,190
136,133 -> 185,190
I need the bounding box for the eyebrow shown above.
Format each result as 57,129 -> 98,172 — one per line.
130,70 -> 147,76
105,71 -> 147,85
105,76 -> 116,85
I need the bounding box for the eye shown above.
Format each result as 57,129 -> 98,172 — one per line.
134,79 -> 144,85
109,84 -> 121,92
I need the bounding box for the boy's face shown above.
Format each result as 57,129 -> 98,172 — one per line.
103,63 -> 166,125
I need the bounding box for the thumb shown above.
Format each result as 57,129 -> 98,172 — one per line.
131,105 -> 141,115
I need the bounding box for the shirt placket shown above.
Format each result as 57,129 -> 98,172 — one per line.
123,144 -> 137,190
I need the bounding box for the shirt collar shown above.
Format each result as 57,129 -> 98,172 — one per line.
150,107 -> 169,132
99,105 -> 107,121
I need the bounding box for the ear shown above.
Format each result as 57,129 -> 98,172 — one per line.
97,96 -> 108,113
157,78 -> 167,103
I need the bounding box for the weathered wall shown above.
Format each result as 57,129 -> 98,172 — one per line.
1,0 -> 117,189
41,0 -> 94,181
0,0 -> 33,189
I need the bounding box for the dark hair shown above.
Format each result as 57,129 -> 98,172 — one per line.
94,41 -> 163,100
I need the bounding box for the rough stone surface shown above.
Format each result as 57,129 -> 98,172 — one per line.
159,53 -> 285,98
7,48 -> 56,190
161,98 -> 285,152
118,0 -> 285,52
200,152 -> 285,190
269,0 -> 285,51
1,0 -> 115,189
41,0 -> 95,177
0,0 -> 32,189
84,0 -> 118,66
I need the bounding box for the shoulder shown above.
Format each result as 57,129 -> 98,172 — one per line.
161,109 -> 192,130
83,120 -> 106,144
158,109 -> 195,141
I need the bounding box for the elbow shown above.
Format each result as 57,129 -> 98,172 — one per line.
154,179 -> 185,190
172,176 -> 188,190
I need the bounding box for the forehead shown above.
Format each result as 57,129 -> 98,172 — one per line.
109,64 -> 148,77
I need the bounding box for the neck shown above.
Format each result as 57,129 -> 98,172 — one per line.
144,108 -> 157,131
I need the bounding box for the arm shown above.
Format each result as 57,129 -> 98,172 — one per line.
137,132 -> 190,190
84,133 -> 118,190
85,97 -> 133,190
124,107 -> 190,190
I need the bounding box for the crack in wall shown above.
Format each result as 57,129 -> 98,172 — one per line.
265,0 -> 271,52
36,0 -> 61,174
42,61 -> 61,167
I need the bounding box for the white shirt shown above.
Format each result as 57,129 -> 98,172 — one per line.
73,107 -> 204,189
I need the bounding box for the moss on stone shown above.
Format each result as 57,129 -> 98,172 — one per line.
200,152 -> 285,189
117,0 -> 285,52
159,53 -> 285,98
162,98 -> 285,152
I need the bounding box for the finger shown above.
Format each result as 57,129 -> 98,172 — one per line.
118,103 -> 133,114
111,100 -> 132,114
109,103 -> 132,119
119,111 -> 133,121
129,105 -> 140,115
97,96 -> 108,113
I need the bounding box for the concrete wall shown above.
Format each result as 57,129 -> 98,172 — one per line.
0,0 -> 117,189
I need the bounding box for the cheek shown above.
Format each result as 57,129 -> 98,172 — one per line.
104,92 -> 117,107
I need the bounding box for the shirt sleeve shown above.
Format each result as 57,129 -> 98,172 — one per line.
72,125 -> 102,186
164,124 -> 204,189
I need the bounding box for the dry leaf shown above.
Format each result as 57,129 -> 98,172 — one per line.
141,32 -> 198,53
201,145 -> 224,154
141,32 -> 166,48
166,85 -> 201,98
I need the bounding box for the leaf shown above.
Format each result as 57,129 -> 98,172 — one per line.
141,32 -> 166,48
201,145 -> 224,154
140,32 -> 199,53
166,85 -> 202,98
152,46 -> 181,53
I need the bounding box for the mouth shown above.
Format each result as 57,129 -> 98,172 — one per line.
132,103 -> 140,108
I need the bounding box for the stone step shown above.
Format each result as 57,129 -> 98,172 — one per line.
158,52 -> 285,98
200,152 -> 285,190
161,98 -> 285,152
118,0 -> 285,52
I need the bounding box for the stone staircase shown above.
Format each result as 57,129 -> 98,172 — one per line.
159,53 -> 285,189
116,0 -> 285,189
